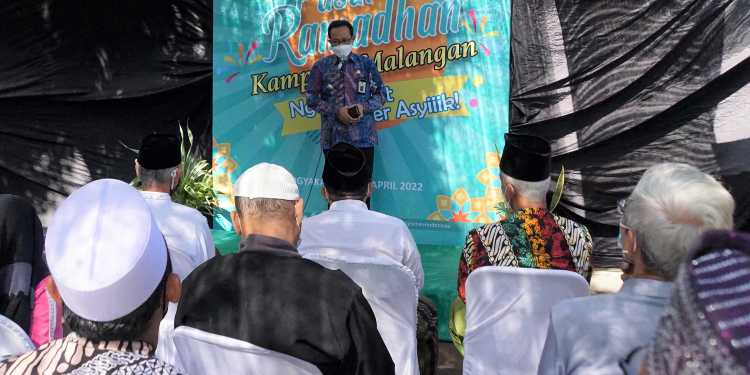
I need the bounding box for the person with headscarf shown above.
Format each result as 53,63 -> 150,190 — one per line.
621,230 -> 750,374
0,195 -> 47,332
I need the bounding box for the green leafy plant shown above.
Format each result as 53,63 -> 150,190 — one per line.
129,123 -> 217,217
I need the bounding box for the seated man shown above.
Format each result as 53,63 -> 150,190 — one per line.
538,163 -> 735,375
175,163 -> 394,375
135,133 -> 215,280
450,133 -> 593,353
0,179 -> 182,374
299,142 -> 424,290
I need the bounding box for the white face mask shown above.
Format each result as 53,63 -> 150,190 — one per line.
332,43 -> 353,59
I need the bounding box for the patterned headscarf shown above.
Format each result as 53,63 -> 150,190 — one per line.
644,230 -> 750,374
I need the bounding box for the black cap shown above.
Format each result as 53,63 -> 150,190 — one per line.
500,133 -> 551,181
137,133 -> 181,170
323,143 -> 369,192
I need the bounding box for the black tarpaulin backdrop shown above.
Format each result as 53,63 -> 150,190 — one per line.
0,0 -> 211,223
511,0 -> 750,268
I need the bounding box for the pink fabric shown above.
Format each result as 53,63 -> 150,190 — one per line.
29,276 -> 63,347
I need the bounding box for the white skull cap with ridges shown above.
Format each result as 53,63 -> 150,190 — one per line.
45,179 -> 167,322
233,162 -> 299,200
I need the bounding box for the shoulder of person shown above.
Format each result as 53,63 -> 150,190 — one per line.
169,201 -> 208,224
314,54 -> 338,67
350,52 -> 372,64
366,209 -> 409,227
473,220 -> 510,237
557,291 -> 626,329
551,213 -> 592,236
301,210 -> 329,225
550,294 -> 604,328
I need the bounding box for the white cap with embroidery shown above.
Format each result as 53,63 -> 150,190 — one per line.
45,179 -> 167,322
233,162 -> 299,201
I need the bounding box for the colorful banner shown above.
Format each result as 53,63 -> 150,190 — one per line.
213,0 -> 511,245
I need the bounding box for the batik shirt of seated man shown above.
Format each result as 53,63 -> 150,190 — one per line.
449,207 -> 593,354
457,207 -> 593,302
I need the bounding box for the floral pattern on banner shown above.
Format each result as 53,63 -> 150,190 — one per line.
427,152 -> 504,224
212,139 -> 239,231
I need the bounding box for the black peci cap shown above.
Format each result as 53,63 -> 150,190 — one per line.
500,133 -> 551,181
137,133 -> 181,170
322,142 -> 370,192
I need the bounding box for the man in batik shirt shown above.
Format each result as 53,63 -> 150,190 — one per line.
306,19 -> 386,182
0,180 -> 182,374
449,133 -> 592,354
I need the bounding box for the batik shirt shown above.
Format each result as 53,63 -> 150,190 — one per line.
0,333 -> 180,374
306,53 -> 386,150
457,208 -> 593,301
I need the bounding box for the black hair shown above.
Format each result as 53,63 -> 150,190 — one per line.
328,19 -> 354,38
63,257 -> 172,341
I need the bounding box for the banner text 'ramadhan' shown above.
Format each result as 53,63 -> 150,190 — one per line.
262,0 -> 463,66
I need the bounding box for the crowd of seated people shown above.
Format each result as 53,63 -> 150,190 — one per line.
0,132 -> 748,375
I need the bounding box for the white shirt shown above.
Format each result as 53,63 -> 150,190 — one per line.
141,191 -> 215,280
299,200 -> 424,290
538,278 -> 673,375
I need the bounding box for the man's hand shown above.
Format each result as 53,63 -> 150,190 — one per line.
337,105 -> 363,125
337,106 -> 356,125
353,104 -> 364,119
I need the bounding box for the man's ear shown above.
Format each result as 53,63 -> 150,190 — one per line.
231,210 -> 242,236
625,229 -> 638,255
505,182 -> 516,201
321,187 -> 331,203
294,199 -> 304,226
366,182 -> 373,199
165,274 -> 181,304
46,277 -> 62,304
174,167 -> 182,186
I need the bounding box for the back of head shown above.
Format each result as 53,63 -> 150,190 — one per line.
136,133 -> 181,190
644,230 -> 750,374
322,143 -> 370,201
45,179 -> 170,341
500,174 -> 551,203
233,163 -> 301,239
499,133 -> 552,204
234,196 -> 296,223
623,163 -> 734,280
